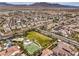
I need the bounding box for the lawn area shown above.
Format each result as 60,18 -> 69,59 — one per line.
70,32 -> 79,42
26,31 -> 55,48
24,43 -> 41,55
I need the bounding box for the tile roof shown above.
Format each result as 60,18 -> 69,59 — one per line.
0,46 -> 21,56
52,41 -> 78,56
41,49 -> 53,56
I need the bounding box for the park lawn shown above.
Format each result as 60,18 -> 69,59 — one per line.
26,31 -> 55,48
70,32 -> 79,42
24,43 -> 41,55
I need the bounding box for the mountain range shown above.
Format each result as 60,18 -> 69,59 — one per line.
0,2 -> 79,8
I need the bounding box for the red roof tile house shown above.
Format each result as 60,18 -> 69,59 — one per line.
41,48 -> 53,56
52,41 -> 79,56
0,46 -> 21,56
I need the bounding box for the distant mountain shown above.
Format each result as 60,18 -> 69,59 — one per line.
0,2 -> 79,8
0,2 -> 13,6
30,2 -> 79,8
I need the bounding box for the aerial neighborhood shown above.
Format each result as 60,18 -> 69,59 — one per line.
0,2 -> 79,56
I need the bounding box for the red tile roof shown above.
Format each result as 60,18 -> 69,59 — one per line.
0,46 -> 21,56
52,42 -> 78,56
41,49 -> 53,56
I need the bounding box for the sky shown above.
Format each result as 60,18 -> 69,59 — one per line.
58,2 -> 79,6
7,2 -> 79,6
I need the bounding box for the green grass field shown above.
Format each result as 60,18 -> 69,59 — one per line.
26,31 -> 55,48
70,32 -> 79,42
25,43 -> 41,55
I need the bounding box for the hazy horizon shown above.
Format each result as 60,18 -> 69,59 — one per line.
5,2 -> 79,6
